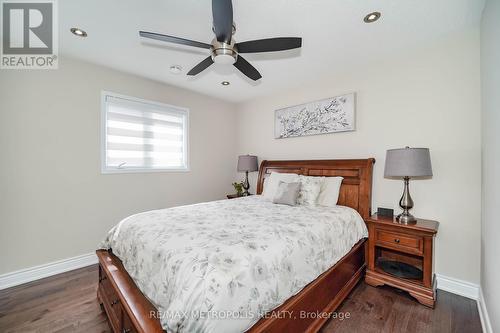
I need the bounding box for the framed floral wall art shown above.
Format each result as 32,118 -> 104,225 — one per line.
275,93 -> 355,139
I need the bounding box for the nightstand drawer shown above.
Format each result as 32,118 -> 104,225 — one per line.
375,230 -> 423,255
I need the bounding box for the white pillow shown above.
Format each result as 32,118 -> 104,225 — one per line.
317,177 -> 344,207
262,172 -> 300,200
297,175 -> 325,206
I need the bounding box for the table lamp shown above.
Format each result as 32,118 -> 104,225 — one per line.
384,147 -> 433,224
237,155 -> 258,196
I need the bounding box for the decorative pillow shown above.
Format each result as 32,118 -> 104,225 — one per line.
318,177 -> 344,207
262,172 -> 300,200
272,181 -> 301,206
297,175 -> 325,206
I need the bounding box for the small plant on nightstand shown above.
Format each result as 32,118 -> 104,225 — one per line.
232,181 -> 244,197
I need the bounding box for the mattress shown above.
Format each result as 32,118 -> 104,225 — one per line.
100,195 -> 367,333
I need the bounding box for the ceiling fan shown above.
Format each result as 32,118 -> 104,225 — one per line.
139,0 -> 302,81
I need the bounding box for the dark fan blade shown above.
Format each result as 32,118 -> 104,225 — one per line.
187,56 -> 214,76
233,55 -> 262,81
236,37 -> 302,53
139,31 -> 211,49
212,0 -> 233,43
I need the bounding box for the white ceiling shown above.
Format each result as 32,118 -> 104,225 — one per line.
59,0 -> 484,103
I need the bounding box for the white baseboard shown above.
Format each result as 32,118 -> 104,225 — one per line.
0,253 -> 97,290
477,287 -> 494,333
435,275 -> 494,333
435,273 -> 479,300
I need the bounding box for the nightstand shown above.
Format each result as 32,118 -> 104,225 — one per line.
365,214 -> 439,307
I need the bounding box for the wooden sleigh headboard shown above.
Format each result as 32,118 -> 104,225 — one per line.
256,159 -> 375,219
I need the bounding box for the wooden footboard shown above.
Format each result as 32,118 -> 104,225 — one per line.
97,239 -> 366,333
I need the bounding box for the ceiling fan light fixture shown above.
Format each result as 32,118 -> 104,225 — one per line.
211,39 -> 237,65
213,53 -> 237,65
364,12 -> 381,23
70,27 -> 87,37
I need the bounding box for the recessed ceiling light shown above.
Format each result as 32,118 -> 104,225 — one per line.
169,65 -> 182,74
70,28 -> 87,37
364,12 -> 381,23
221,81 -> 230,86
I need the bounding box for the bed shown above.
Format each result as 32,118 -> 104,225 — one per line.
96,158 -> 375,333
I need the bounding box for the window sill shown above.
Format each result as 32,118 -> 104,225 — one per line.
101,167 -> 190,174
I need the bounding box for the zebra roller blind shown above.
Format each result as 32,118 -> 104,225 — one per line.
102,92 -> 189,173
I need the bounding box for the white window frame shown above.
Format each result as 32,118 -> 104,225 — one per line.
101,91 -> 190,174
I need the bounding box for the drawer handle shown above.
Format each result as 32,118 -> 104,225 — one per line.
111,299 -> 119,306
394,238 -> 400,244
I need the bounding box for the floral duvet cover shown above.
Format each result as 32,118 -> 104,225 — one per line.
101,195 -> 367,333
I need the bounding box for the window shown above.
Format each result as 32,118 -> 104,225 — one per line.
101,91 -> 189,173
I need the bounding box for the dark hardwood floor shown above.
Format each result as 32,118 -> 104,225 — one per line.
0,265 -> 482,333
321,282 -> 482,333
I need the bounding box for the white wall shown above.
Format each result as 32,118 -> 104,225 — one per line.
0,57 -> 237,274
236,29 -> 481,284
481,0 -> 500,329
